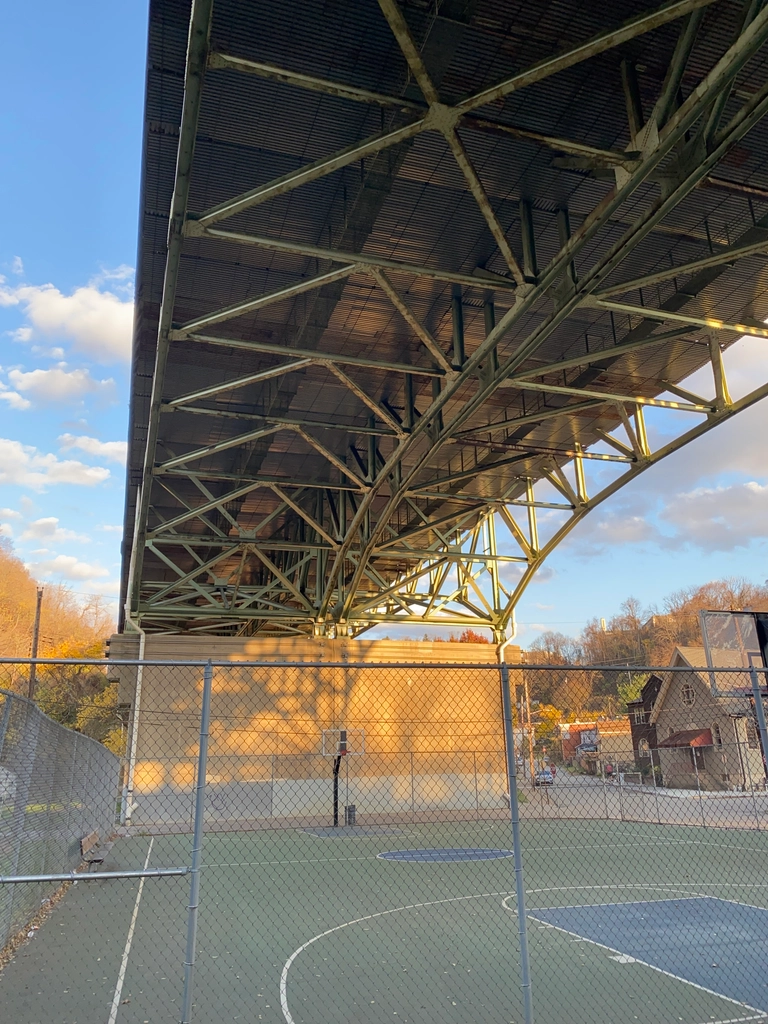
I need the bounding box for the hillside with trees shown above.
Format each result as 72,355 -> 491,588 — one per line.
0,541 -> 122,752
0,542 -> 113,660
525,577 -> 768,719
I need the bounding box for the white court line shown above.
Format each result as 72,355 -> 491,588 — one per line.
206,855 -> 379,868
303,827 -> 415,835
278,883 -> 768,1024
694,1016 -> 765,1024
279,890 -> 514,1024
505,899 -> 767,1018
527,840 -> 768,855
209,837 -> 768,864
526,895 -> 710,911
107,837 -> 154,1024
527,883 -> 710,897
697,895 -> 768,914
213,843 -> 691,869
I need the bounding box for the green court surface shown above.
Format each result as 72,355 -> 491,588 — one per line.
2,818 -> 768,1024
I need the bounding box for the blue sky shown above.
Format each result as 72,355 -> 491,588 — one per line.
0,2 -> 147,606
1,3 -> 767,641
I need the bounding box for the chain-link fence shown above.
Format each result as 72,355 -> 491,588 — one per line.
1,658 -> 767,1024
0,686 -> 121,952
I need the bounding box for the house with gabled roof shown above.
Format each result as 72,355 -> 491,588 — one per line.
647,647 -> 765,791
626,674 -> 662,771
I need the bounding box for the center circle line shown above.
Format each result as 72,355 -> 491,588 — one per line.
279,890 -> 514,1024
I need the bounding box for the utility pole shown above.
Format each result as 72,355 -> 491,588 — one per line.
28,587 -> 43,699
524,674 -> 535,781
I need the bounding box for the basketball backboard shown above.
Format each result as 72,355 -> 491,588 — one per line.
321,728 -> 365,757
700,610 -> 768,695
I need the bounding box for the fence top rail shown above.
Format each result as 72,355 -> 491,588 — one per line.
0,657 -> 767,674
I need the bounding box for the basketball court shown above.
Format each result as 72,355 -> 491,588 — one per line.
2,817 -> 768,1024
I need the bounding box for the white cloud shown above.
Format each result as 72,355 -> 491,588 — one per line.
99,524 -> 123,533
83,578 -> 121,597
562,475 -> 768,557
0,524 -> 12,538
0,508 -> 21,521
11,257 -> 23,276
0,276 -> 134,362
91,265 -> 134,294
28,554 -> 109,581
0,438 -> 110,490
498,562 -> 556,587
21,517 -> 88,543
659,481 -> 768,552
59,433 -> 127,465
593,513 -> 656,548
8,366 -> 114,404
0,388 -> 31,410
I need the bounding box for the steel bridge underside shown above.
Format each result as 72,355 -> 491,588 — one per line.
122,0 -> 768,638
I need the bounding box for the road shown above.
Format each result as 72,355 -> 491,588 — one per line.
517,769 -> 768,829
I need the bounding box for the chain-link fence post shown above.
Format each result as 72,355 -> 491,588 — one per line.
181,659 -> 213,1024
749,665 -> 768,790
473,751 -> 479,818
743,736 -> 760,829
499,659 -> 534,1024
741,732 -> 761,829
410,751 -> 415,816
123,656 -> 146,826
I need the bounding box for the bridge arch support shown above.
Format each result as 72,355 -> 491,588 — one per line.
122,0 -> 768,637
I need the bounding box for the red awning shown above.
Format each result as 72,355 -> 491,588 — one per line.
659,728 -> 713,748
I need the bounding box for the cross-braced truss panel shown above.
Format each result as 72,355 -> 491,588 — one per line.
123,0 -> 768,637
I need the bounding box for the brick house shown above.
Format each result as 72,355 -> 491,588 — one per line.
596,720 -> 633,772
559,721 -> 597,763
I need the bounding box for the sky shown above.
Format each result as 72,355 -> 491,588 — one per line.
0,3 -> 147,608
1,3 -> 767,642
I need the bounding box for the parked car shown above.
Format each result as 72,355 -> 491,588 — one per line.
533,768 -> 554,786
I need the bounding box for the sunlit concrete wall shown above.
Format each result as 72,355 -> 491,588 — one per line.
109,635 -> 519,822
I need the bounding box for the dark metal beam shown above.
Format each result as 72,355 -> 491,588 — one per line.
131,0 -> 213,614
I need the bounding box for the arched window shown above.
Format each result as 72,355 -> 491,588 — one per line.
681,683 -> 695,707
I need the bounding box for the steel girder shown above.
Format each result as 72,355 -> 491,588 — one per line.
125,0 -> 768,638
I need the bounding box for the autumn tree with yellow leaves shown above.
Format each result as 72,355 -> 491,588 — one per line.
0,541 -> 122,752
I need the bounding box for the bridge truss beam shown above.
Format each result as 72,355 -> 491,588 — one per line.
126,0 -> 768,638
